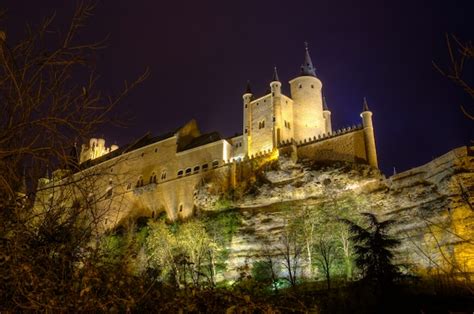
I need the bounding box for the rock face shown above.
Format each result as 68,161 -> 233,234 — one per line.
195,146 -> 474,280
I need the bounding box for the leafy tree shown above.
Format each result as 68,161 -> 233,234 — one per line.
342,212 -> 401,288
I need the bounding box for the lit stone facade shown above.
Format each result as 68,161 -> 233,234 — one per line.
35,46 -> 378,227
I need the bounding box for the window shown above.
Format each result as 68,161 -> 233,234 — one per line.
202,163 -> 209,171
110,168 -> 113,173
212,160 -> 219,168
177,170 -> 183,177
150,173 -> 157,184
259,120 -> 265,129
154,148 -> 158,153
299,84 -> 302,89
273,117 -> 276,122
245,104 -> 247,108
185,168 -> 192,175
161,171 -> 167,180
141,153 -> 145,157
179,204 -> 183,212
244,128 -> 248,134
311,84 -> 314,89
193,166 -> 200,173
126,183 -> 131,190
136,176 -> 144,187
288,122 -> 291,129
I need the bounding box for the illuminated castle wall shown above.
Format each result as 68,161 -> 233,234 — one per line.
35,46 -> 378,228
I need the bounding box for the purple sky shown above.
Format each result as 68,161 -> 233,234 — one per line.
3,0 -> 473,175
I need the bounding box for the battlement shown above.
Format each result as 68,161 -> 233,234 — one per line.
277,124 -> 363,148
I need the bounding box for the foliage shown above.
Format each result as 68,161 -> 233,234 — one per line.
342,212 -> 401,289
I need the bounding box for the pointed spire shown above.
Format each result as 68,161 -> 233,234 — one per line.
323,96 -> 329,111
362,97 -> 370,111
271,66 -> 280,82
244,80 -> 252,94
300,42 -> 317,77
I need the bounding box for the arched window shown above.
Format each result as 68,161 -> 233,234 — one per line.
136,176 -> 144,187
185,168 -> 192,176
212,160 -> 219,168
202,163 -> 209,171
193,166 -> 200,174
161,170 -> 167,180
177,170 -> 183,177
150,172 -> 157,184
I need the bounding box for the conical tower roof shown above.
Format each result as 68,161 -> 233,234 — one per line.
244,80 -> 252,94
271,67 -> 280,82
363,97 -> 370,111
300,42 -> 317,77
323,96 -> 329,111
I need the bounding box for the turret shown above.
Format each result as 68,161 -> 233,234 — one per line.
270,67 -> 283,145
322,96 -> 332,133
289,43 -> 325,142
242,81 -> 253,156
270,66 -> 281,96
360,97 -> 378,168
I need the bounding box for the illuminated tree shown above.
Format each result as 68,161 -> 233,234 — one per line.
278,217 -> 303,287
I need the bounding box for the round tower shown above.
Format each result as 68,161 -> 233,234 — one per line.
322,96 -> 332,133
360,97 -> 378,168
270,67 -> 282,145
289,43 -> 325,142
242,81 -> 253,156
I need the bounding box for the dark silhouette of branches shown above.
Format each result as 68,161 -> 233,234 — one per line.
0,1 -> 148,205
0,2 -> 148,311
433,34 -> 473,120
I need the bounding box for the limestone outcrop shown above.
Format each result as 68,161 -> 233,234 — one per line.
195,146 -> 474,280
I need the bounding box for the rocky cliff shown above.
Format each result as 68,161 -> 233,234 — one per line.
195,146 -> 474,281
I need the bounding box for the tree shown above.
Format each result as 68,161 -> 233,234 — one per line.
433,34 -> 473,120
314,236 -> 338,290
0,3 -> 147,310
0,2 -> 147,203
342,212 -> 401,289
277,218 -> 303,287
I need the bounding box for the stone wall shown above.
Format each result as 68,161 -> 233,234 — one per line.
296,127 -> 368,164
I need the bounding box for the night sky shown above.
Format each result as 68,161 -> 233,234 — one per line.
3,0 -> 473,175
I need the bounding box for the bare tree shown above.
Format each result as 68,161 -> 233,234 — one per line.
0,1 -> 148,204
314,236 -> 338,290
277,218 -> 303,287
433,34 -> 473,120
0,2 -> 148,311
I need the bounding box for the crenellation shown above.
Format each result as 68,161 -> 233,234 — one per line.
35,45 -> 379,229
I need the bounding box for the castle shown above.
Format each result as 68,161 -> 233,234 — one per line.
35,45 -> 378,228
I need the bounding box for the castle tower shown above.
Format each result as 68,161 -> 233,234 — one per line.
289,43 -> 325,142
322,96 -> 332,133
270,67 -> 283,146
360,97 -> 378,168
242,81 -> 253,157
